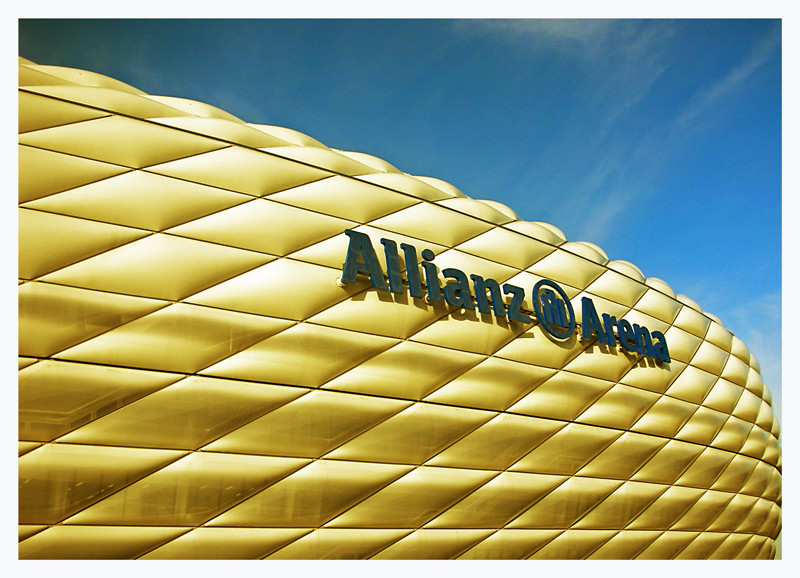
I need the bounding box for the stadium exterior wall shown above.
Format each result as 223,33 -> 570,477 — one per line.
18,57 -> 782,560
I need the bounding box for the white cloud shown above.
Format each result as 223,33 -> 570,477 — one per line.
468,19 -> 618,50
671,25 -> 781,138
453,18 -> 675,66
453,20 -> 677,244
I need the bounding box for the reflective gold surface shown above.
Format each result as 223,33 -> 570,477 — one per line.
18,57 -> 781,559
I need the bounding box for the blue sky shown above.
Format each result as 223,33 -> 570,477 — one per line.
18,18 -> 783,422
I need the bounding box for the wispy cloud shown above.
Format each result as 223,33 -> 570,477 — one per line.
673,27 -> 781,134
458,19 -> 620,56
671,25 -> 781,138
458,20 -> 779,250
452,20 -> 675,237
455,19 -> 671,65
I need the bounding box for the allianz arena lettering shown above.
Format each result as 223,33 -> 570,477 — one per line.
341,229 -> 670,362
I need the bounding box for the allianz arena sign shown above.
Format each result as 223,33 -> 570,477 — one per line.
340,229 -> 671,363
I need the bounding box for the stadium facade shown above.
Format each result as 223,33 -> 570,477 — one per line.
18,57 -> 782,559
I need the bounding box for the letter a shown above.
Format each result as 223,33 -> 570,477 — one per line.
651,331 -> 671,363
581,297 -> 607,344
442,268 -> 475,310
341,229 -> 388,290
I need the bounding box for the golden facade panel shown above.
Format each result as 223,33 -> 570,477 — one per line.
18,57 -> 781,559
